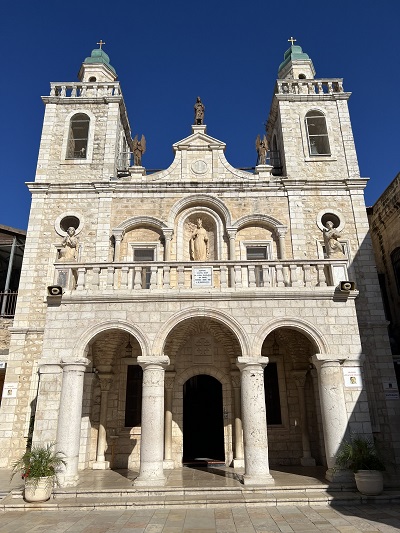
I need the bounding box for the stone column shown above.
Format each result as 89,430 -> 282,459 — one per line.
163,229 -> 174,261
236,357 -> 274,485
134,355 -> 170,486
275,227 -> 287,260
292,371 -> 316,466
312,354 -> 349,481
163,371 -> 176,469
113,229 -> 124,262
56,358 -> 89,487
93,373 -> 113,470
226,228 -> 237,260
231,371 -> 244,468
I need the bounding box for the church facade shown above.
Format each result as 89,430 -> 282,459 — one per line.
0,44 -> 399,487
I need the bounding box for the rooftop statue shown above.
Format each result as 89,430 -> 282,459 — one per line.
194,97 -> 205,125
132,135 -> 146,166
255,134 -> 268,165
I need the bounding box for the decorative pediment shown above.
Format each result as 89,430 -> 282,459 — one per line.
172,125 -> 226,152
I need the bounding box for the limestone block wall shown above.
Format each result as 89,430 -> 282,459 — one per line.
0,319 -> 12,351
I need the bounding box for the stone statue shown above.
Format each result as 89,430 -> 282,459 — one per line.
59,227 -> 79,262
132,134 -> 146,166
323,221 -> 345,258
255,134 -> 268,165
190,218 -> 209,261
194,97 -> 205,125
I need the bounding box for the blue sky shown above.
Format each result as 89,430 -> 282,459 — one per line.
1,0 -> 399,230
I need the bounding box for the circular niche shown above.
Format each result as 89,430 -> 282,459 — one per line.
191,160 -> 208,175
55,213 -> 83,237
316,209 -> 345,232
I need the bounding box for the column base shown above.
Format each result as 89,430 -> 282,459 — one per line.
92,461 -> 110,470
163,459 -> 175,469
242,473 -> 275,486
133,475 -> 166,487
325,467 -> 354,483
301,457 -> 316,467
233,458 -> 245,469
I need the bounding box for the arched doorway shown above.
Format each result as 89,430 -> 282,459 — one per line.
183,374 -> 225,462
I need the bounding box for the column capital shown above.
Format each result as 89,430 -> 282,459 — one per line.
38,362 -> 62,375
137,355 -> 170,369
163,228 -> 174,240
226,228 -> 237,239
230,370 -> 241,388
113,229 -> 124,241
275,226 -> 288,238
165,371 -> 176,390
97,372 -> 113,391
61,357 -> 90,371
292,370 -> 308,388
237,356 -> 269,371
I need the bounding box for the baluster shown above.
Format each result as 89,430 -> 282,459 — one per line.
50,85 -> 56,96
276,264 -> 285,287
163,266 -> 171,289
283,266 -> 290,286
308,83 -> 314,94
317,82 -> 323,94
327,82 -> 333,94
303,264 -> 312,287
121,266 -> 129,289
289,265 -> 301,287
220,265 -> 228,289
76,267 -> 86,291
81,85 -> 87,97
316,264 -> 327,287
338,81 -> 344,92
262,265 -> 270,287
234,266 -> 242,288
150,266 -> 157,289
177,265 -> 185,288
248,265 -> 256,288
92,267 -> 100,290
134,266 -> 142,289
71,85 -> 77,97
60,85 -> 66,97
106,266 -> 114,289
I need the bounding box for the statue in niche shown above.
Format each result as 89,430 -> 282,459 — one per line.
194,97 -> 205,125
323,220 -> 345,258
189,218 -> 209,261
59,227 -> 79,262
132,134 -> 146,166
255,134 -> 268,165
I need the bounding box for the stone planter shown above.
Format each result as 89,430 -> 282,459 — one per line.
24,477 -> 53,502
354,470 -> 383,495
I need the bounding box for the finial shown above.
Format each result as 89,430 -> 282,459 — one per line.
97,40 -> 106,50
288,36 -> 297,46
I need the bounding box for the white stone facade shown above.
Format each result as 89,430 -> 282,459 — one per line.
0,45 -> 399,487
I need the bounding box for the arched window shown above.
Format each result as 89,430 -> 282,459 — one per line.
391,248 -> 400,295
305,110 -> 330,156
67,113 -> 90,159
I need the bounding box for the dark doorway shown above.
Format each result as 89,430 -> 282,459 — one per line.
183,375 -> 225,462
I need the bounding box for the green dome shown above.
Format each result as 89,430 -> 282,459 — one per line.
83,48 -> 116,75
278,45 -> 310,72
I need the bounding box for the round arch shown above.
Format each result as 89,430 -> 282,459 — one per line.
176,365 -> 231,388
233,213 -> 287,232
168,195 -> 232,227
113,216 -> 168,237
152,308 -> 250,358
73,319 -> 151,360
254,317 -> 329,356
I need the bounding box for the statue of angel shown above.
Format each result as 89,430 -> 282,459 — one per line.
132,134 -> 146,166
255,134 -> 268,165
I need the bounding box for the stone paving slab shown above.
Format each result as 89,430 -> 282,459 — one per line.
0,504 -> 400,532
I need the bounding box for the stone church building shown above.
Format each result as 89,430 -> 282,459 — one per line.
1,43 -> 399,487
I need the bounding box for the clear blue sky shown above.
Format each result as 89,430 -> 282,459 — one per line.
1,0 -> 399,230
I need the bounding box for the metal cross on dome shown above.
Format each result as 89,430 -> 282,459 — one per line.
97,40 -> 106,49
288,37 -> 297,46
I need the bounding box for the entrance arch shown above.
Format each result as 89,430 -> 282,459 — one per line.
183,374 -> 225,462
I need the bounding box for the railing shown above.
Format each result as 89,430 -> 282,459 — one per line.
116,150 -> 282,174
54,260 -> 347,293
49,82 -> 121,98
276,79 -> 344,96
0,291 -> 18,317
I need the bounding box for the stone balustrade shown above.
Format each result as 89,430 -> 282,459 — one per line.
54,259 -> 348,292
49,82 -> 121,98
276,79 -> 344,96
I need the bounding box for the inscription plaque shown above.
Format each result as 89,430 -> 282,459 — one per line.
192,267 -> 213,287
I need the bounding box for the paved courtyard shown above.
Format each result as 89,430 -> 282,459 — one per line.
1,504 -> 400,532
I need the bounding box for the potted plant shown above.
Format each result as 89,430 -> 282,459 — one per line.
335,435 -> 384,495
11,443 -> 66,502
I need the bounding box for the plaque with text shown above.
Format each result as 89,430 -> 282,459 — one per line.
192,267 -> 213,287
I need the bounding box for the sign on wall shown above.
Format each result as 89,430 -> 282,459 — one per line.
192,267 -> 213,287
383,380 -> 399,400
343,367 -> 362,388
2,382 -> 18,398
